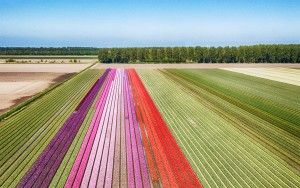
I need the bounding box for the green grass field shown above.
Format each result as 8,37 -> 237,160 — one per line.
139,69 -> 300,188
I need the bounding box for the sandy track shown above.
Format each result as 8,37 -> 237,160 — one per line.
93,63 -> 300,69
0,64 -> 91,73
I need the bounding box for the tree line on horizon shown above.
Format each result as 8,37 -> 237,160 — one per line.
98,44 -> 300,63
0,44 -> 299,63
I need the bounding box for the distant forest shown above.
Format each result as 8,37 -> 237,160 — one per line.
1,44 -> 299,63
0,47 -> 99,56
98,45 -> 300,63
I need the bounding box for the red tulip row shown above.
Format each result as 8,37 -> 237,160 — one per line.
128,69 -> 202,188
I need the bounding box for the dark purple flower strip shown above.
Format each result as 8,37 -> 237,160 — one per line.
17,114 -> 77,188
18,76 -> 106,187
35,97 -> 98,187
19,70 -> 110,187
33,114 -> 83,187
17,69 -> 110,188
40,115 -> 86,187
21,114 -> 79,188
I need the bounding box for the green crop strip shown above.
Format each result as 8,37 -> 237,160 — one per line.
162,69 -> 300,171
139,69 -> 300,188
0,68 -> 102,187
166,69 -> 300,136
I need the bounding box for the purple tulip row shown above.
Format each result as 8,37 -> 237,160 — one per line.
17,69 -> 111,188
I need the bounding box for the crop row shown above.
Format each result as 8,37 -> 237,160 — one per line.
48,70 -> 110,187
17,69 -> 110,187
0,69 -> 103,187
65,69 -> 117,187
138,69 -> 300,188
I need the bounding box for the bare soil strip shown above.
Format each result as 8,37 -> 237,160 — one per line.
0,64 -> 91,73
0,72 -> 74,114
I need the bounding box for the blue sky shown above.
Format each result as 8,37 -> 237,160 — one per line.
0,0 -> 299,47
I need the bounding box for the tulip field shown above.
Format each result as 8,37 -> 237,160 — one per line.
0,67 -> 299,188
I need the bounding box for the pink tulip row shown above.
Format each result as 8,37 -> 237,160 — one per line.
65,69 -> 116,187
65,69 -> 151,188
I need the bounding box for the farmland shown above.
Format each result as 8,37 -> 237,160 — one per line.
222,68 -> 300,86
0,56 -> 98,64
2,0 -> 300,187
0,65 -> 299,188
0,64 -> 91,115
0,64 -> 91,73
139,68 -> 300,187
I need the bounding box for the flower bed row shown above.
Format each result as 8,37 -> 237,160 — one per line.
17,69 -> 110,188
